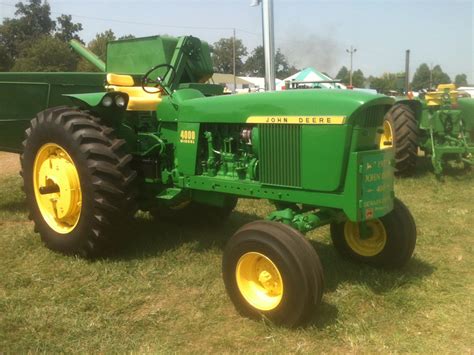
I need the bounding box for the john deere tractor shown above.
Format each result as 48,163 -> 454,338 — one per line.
380,84 -> 474,176
0,35 -> 417,327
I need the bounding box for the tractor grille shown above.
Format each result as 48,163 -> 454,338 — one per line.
259,124 -> 301,187
359,106 -> 386,127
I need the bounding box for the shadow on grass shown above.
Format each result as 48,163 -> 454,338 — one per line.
106,210 -> 256,260
108,210 -> 435,294
308,238 -> 435,294
110,211 -> 435,294
0,199 -> 28,214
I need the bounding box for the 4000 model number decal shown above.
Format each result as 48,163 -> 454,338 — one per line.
179,130 -> 196,144
246,116 -> 346,125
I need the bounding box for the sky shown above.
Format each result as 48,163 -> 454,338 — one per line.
1,0 -> 473,82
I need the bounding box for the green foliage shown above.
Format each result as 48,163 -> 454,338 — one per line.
12,36 -> 78,72
0,0 -> 83,71
335,66 -> 349,84
87,29 -> 116,61
369,73 -> 399,93
0,0 -> 54,69
243,45 -> 298,79
77,30 -> 116,72
55,14 -> 83,43
275,49 -> 298,78
14,0 -> 55,39
411,63 -> 431,90
351,69 -> 366,88
211,37 -> 247,75
336,66 -> 365,87
118,34 -> 136,40
431,65 -> 451,87
0,44 -> 13,71
454,73 -> 468,87
412,63 -> 451,90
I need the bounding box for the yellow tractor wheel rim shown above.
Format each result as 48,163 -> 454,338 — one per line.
379,120 -> 394,149
235,252 -> 283,311
33,143 -> 82,234
344,219 -> 387,257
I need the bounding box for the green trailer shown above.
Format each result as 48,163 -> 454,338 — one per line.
0,35 -> 416,327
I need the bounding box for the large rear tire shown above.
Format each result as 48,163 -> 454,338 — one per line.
330,198 -> 416,268
21,107 -> 137,257
222,220 -> 324,327
382,104 -> 419,175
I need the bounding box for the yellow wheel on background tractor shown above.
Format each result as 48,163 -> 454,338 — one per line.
21,107 -> 136,257
223,220 -> 324,327
330,198 -> 417,268
379,120 -> 394,150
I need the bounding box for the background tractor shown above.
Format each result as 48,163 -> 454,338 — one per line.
0,35 -> 417,327
381,84 -> 474,176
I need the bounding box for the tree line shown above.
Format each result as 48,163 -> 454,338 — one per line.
0,0 -> 470,89
335,64 -> 469,93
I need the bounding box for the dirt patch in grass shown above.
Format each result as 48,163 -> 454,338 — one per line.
0,152 -> 20,177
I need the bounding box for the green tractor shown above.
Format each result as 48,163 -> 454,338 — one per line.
0,35 -> 417,327
380,84 -> 474,176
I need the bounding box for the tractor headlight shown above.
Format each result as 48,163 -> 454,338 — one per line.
115,95 -> 127,108
102,95 -> 113,107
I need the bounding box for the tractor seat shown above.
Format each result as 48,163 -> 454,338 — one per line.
106,73 -> 162,111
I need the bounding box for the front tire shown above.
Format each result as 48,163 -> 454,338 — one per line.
222,220 -> 324,327
330,198 -> 416,268
21,107 -> 137,257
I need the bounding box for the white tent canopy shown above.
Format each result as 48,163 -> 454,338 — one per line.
276,67 -> 346,90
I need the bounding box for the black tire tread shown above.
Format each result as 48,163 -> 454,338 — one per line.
384,104 -> 419,175
20,106 -> 137,257
330,198 -> 416,268
223,220 -> 324,327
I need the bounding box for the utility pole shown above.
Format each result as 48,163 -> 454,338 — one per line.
405,49 -> 410,94
232,28 -> 236,93
251,0 -> 276,91
429,63 -> 433,90
346,46 -> 357,87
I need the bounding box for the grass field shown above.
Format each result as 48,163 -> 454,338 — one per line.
0,153 -> 473,353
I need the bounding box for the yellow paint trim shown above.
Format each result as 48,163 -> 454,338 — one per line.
33,143 -> 82,234
437,84 -> 456,91
235,252 -> 283,311
246,115 -> 345,125
107,73 -> 135,86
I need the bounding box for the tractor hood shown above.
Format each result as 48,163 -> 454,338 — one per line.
157,89 -> 394,124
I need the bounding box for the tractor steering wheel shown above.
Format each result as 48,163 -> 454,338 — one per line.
141,63 -> 177,94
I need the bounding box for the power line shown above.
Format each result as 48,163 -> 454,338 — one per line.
0,2 -> 261,36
